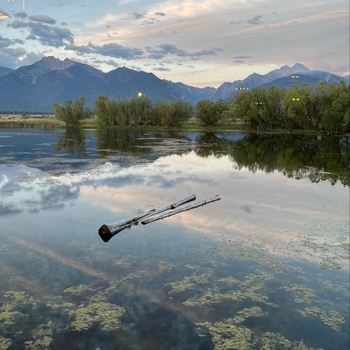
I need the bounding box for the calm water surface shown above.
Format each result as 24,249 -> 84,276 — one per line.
0,129 -> 349,350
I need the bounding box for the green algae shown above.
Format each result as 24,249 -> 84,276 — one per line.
166,276 -> 196,294
0,230 -> 348,350
319,259 -> 342,270
69,301 -> 125,331
64,284 -> 99,296
0,255 -> 348,350
232,306 -> 268,324
260,331 -> 292,349
198,319 -> 253,350
283,284 -> 315,304
0,338 -> 12,350
0,292 -> 34,328
63,284 -> 126,331
0,286 -> 126,348
182,269 -> 277,309
337,242 -> 350,256
0,292 -> 64,350
259,257 -> 288,271
299,307 -> 346,332
24,331 -> 53,349
320,311 -> 346,332
197,320 -> 316,350
299,306 -> 321,317
157,260 -> 170,272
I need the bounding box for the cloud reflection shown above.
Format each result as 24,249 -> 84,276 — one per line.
1,150 -> 348,271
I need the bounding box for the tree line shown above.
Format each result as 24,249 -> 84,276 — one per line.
52,81 -> 350,132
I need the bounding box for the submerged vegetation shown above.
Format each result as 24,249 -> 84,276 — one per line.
0,249 -> 348,349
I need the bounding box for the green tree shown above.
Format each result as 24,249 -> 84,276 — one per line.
173,100 -> 194,126
196,99 -> 228,127
52,97 -> 88,127
196,99 -> 214,126
318,81 -> 350,133
138,95 -> 153,125
151,100 -> 193,127
321,91 -> 350,132
94,96 -> 129,127
158,102 -> 176,127
232,88 -> 265,130
94,96 -> 113,127
281,84 -> 320,130
127,95 -> 152,126
261,86 -> 285,130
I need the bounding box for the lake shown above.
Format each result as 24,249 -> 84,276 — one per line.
0,128 -> 349,350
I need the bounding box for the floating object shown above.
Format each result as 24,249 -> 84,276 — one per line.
98,194 -> 221,242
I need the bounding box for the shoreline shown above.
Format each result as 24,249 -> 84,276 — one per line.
0,114 -> 348,136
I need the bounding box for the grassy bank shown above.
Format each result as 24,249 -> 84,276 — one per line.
0,114 -> 246,131
0,114 -> 65,128
0,114 -> 334,135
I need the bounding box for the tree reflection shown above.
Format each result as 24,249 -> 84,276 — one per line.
195,132 -> 235,158
54,129 -> 349,187
195,132 -> 349,186
95,129 -> 154,158
55,128 -> 87,157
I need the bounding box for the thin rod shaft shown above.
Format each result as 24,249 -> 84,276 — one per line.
141,195 -> 221,225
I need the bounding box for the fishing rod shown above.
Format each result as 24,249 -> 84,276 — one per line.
98,194 -> 221,242
98,194 -> 196,242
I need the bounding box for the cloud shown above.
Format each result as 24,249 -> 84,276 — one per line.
7,19 -> 27,29
14,12 -> 28,19
240,205 -> 253,213
29,15 -> 56,25
231,14 -> 264,26
1,46 -> 26,56
96,43 -> 144,58
232,54 -> 253,63
153,66 -> 171,72
65,43 -> 94,54
145,43 -> 222,60
248,14 -> 263,25
133,12 -> 145,19
8,20 -> 74,47
39,184 -> 79,210
103,59 -> 120,68
0,35 -> 13,48
233,55 -> 253,59
65,42 -> 145,60
0,203 -> 23,217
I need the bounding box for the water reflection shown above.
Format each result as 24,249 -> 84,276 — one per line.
0,129 -> 349,349
194,132 -> 350,186
1,129 -> 349,186
55,128 -> 87,157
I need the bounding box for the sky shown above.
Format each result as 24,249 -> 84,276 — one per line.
0,0 -> 349,88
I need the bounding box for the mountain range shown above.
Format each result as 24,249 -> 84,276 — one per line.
0,57 -> 348,113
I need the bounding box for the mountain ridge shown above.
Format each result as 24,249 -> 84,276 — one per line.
0,57 -> 347,112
